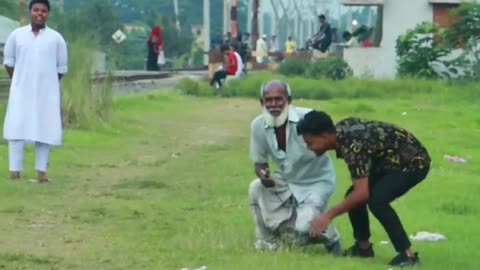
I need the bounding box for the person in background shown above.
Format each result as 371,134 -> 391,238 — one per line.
146,25 -> 163,71
210,44 -> 241,88
269,35 -> 279,53
285,36 -> 297,54
211,31 -> 223,49
232,42 -> 244,77
343,31 -> 360,48
312,15 -> 332,53
240,33 -> 251,73
256,34 -> 269,64
223,32 -> 232,45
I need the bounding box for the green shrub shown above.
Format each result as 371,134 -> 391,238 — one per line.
181,72 -> 480,103
396,22 -> 452,79
277,58 -> 311,76
175,77 -> 214,96
175,77 -> 199,95
305,57 -> 353,80
62,38 -> 112,128
222,72 -> 276,97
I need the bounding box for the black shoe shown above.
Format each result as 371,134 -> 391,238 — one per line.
326,240 -> 342,256
388,252 -> 420,267
343,242 -> 375,258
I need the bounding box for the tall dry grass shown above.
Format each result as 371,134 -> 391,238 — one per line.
61,38 -> 112,129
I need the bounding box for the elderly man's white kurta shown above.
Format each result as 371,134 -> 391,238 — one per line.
249,106 -> 339,246
3,25 -> 68,146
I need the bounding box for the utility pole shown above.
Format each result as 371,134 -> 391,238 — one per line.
258,0 -> 264,37
269,0 -> 279,37
251,0 -> 259,50
173,0 -> 181,32
292,0 -> 302,47
230,0 -> 238,39
19,0 -> 26,26
203,0 -> 210,66
247,0 -> 253,35
223,0 -> 230,34
278,0 -> 293,37
346,8 -> 353,31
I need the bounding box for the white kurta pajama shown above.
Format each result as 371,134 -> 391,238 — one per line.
3,25 -> 68,171
249,106 -> 340,249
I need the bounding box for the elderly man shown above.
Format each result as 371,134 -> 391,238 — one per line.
248,81 -> 341,254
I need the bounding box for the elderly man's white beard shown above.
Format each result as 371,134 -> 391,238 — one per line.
262,105 -> 289,128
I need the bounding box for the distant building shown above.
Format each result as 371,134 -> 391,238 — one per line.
340,0 -> 479,79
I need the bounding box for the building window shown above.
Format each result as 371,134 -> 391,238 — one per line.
340,0 -> 384,48
432,3 -> 461,28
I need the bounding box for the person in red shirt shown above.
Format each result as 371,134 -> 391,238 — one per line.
210,44 -> 239,88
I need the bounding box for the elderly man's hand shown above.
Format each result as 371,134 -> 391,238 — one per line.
260,179 -> 275,188
258,168 -> 275,188
309,213 -> 332,238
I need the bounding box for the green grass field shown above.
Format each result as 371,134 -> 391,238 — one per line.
0,69 -> 7,78
0,89 -> 478,270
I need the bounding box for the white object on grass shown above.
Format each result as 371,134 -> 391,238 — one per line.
410,231 -> 447,241
443,155 -> 468,164
181,267 -> 207,270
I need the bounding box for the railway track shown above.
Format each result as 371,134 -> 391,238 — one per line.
0,67 -> 208,99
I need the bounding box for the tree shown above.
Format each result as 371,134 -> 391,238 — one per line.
449,3 -> 480,80
0,0 -> 17,20
396,22 -> 451,78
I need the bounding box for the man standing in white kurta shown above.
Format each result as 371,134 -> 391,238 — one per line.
248,80 -> 341,254
3,0 -> 67,183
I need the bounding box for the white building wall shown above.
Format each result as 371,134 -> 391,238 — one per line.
343,0 -> 433,79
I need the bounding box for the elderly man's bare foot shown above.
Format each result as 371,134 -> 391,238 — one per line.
36,171 -> 49,183
9,171 -> 21,180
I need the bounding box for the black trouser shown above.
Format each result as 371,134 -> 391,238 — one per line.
210,70 -> 227,87
346,167 -> 429,253
313,39 -> 332,53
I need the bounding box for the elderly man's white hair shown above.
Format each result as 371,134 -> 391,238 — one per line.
259,80 -> 292,98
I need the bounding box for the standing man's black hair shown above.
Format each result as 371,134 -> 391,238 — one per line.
29,0 -> 50,11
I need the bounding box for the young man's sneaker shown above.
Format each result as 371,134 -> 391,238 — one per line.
254,239 -> 279,251
343,242 -> 375,258
388,252 -> 420,267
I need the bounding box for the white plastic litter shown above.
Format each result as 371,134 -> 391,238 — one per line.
410,231 -> 447,241
181,266 -> 207,270
443,155 -> 468,164
380,240 -> 389,245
